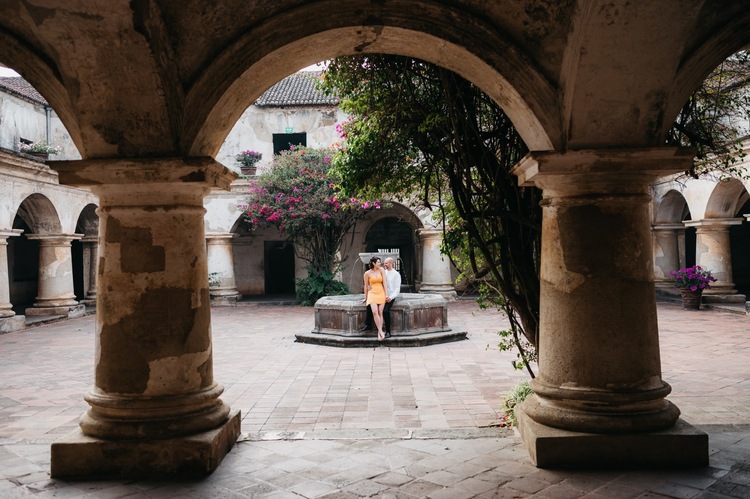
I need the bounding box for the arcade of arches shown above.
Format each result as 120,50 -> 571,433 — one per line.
1,0 -> 750,478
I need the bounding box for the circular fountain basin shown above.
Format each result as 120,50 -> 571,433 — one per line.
295,293 -> 467,347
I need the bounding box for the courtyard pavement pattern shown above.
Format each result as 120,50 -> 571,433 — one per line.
0,299 -> 749,498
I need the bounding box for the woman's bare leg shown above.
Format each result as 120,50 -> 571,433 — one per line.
371,303 -> 384,339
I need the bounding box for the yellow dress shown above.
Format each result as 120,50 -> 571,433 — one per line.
365,271 -> 386,305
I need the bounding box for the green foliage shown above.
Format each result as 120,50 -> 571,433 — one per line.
669,50 -> 750,179
320,55 -> 541,377
243,146 -> 381,278
501,381 -> 533,427
296,267 -> 350,306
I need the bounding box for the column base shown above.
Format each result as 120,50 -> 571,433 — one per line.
516,407 -> 708,469
702,293 -> 746,303
0,315 -> 25,334
210,291 -> 241,305
25,304 -> 86,318
419,287 -> 457,301
704,286 -> 738,295
50,410 -> 241,479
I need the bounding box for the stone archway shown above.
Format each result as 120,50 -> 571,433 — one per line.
74,204 -> 99,304
688,179 -> 749,295
9,194 -> 63,311
653,189 -> 693,289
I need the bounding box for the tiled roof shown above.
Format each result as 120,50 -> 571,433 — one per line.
0,72 -> 337,109
0,77 -> 47,105
256,71 -> 338,107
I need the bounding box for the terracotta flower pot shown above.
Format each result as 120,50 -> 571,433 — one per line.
680,288 -> 703,310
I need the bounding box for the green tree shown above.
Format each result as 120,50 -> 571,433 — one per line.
669,50 -> 750,178
244,146 -> 382,304
321,56 -> 540,377
320,51 -> 750,377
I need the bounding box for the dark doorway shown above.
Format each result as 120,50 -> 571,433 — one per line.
9,216 -> 38,312
72,240 -> 84,300
272,133 -> 307,155
264,241 -> 295,294
365,217 -> 416,290
731,198 -> 750,296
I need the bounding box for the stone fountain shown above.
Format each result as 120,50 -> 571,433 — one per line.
295,253 -> 467,347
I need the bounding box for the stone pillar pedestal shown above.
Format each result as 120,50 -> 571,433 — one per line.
79,236 -> 99,306
24,233 -> 85,318
652,224 -> 684,292
684,218 -> 743,297
416,228 -> 456,300
49,157 -> 240,478
206,233 -> 240,304
512,148 -> 707,468
0,229 -> 25,333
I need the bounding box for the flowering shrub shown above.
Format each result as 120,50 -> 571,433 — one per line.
235,149 -> 262,167
670,265 -> 717,291
19,140 -> 61,155
244,146 -> 383,303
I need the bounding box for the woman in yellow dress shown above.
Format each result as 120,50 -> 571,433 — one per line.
363,256 -> 387,340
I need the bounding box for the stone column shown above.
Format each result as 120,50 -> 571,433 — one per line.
0,229 -> 25,332
25,234 -> 85,318
416,228 -> 456,300
512,148 -> 707,468
80,235 -> 99,305
652,223 -> 685,291
49,158 -> 240,478
206,233 -> 241,304
684,218 -> 743,295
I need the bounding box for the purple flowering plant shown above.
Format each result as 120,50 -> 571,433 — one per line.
669,265 -> 717,291
235,149 -> 262,167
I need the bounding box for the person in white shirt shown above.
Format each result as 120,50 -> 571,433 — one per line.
383,257 -> 402,338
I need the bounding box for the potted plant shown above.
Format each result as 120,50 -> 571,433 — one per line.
235,149 -> 262,176
19,140 -> 62,159
669,265 -> 717,309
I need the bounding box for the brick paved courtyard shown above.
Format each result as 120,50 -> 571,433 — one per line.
1,299 -> 749,497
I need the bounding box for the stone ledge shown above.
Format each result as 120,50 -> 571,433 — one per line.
295,330 -> 467,347
0,315 -> 25,334
702,294 -> 746,303
50,410 -> 241,479
516,409 -> 708,469
25,304 -> 86,318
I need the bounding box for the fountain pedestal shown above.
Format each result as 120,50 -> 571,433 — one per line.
295,293 -> 467,347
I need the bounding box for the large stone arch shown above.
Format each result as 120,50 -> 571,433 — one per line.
705,178 -> 748,218
185,4 -> 560,156
665,12 -> 750,138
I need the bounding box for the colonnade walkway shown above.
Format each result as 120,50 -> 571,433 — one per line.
1,299 -> 749,497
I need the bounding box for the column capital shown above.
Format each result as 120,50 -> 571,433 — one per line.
513,147 -> 695,192
25,233 -> 84,243
0,229 -> 23,242
652,223 -> 687,231
205,232 -> 236,241
416,227 -> 443,238
684,218 -> 744,229
50,157 -> 238,193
